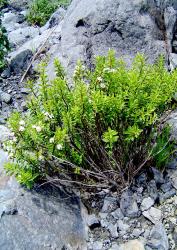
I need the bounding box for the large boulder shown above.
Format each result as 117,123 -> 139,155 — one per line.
46,0 -> 177,78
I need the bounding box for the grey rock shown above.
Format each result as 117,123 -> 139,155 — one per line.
101,196 -> 118,213
170,53 -> 177,71
20,88 -> 30,94
16,14 -> 25,24
140,197 -> 154,211
0,126 -> 10,142
108,223 -> 119,238
0,149 -> 8,172
8,0 -> 30,10
151,167 -> 165,185
132,228 -> 143,238
117,220 -> 130,236
172,40 -> 177,53
48,7 -> 66,28
8,27 -> 39,47
147,180 -> 159,201
1,68 -> 11,79
171,177 -> 177,189
109,243 -> 122,250
2,12 -> 20,32
87,214 -> 100,229
136,173 -> 147,186
0,91 -> 12,104
146,223 -> 169,250
159,189 -> 176,203
46,0 -> 177,78
92,241 -> 103,250
9,49 -> 33,74
120,190 -> 140,218
21,101 -> 28,111
143,207 -> 162,224
120,240 -> 145,250
111,208 -> 124,220
0,176 -> 87,250
160,182 -> 173,192
164,6 -> 177,54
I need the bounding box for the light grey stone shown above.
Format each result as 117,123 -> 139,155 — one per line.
140,197 -> 155,211
143,207 -> 162,224
132,228 -> 143,238
146,223 -> 169,250
8,27 -> 39,47
111,208 -> 124,220
9,49 -> 33,74
151,167 -> 165,185
101,196 -> 118,213
0,91 -> 12,104
108,223 -> 119,238
120,190 -> 140,218
87,214 -> 100,229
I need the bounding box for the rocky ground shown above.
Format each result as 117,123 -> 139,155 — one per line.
1,0 -> 177,249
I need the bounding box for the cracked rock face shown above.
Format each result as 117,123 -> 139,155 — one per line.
48,0 -> 177,78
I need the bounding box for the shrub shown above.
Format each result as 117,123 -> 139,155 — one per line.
0,16 -> 9,71
0,0 -> 8,9
4,51 -> 177,191
27,0 -> 71,26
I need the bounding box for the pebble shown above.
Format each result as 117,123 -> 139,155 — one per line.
140,197 -> 154,211
142,207 -> 162,224
87,214 -> 100,230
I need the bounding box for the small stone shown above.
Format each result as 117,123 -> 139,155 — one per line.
21,101 -> 28,111
132,228 -> 143,237
108,223 -> 119,238
146,223 -> 169,250
111,208 -> 124,220
109,243 -> 121,250
21,88 -> 30,94
160,182 -> 173,192
136,173 -> 147,186
0,91 -> 12,104
120,240 -> 145,250
143,207 -> 162,224
1,68 -> 11,78
92,241 -> 103,250
159,189 -> 176,203
147,180 -> 159,201
87,214 -> 100,230
120,190 -> 140,218
151,167 -> 165,185
171,175 -> 177,190
117,220 -> 130,233
101,196 -> 118,213
140,197 -> 154,211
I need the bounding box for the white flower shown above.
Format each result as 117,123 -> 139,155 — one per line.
44,112 -> 54,119
19,120 -> 25,126
49,137 -> 55,143
100,83 -> 106,89
19,126 -> 25,132
56,144 -> 63,150
32,125 -> 42,132
35,126 -> 42,132
9,132 -> 15,137
9,153 -> 14,158
97,77 -> 103,82
39,155 -> 44,160
13,137 -> 17,142
103,68 -> 116,73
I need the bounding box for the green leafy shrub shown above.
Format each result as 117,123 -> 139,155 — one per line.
0,0 -> 8,9
27,0 -> 71,26
4,51 -> 177,190
0,16 -> 9,71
